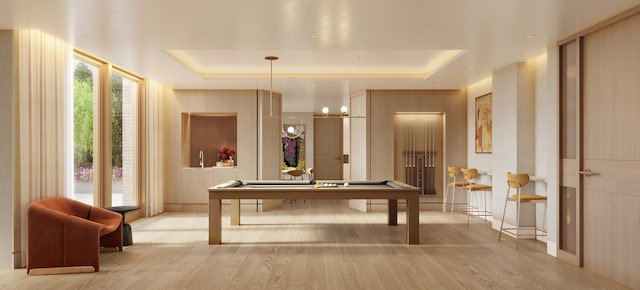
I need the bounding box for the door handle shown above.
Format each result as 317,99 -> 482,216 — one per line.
578,168 -> 593,177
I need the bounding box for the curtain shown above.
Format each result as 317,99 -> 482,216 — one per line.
141,79 -> 164,216
16,29 -> 70,265
17,29 -> 70,204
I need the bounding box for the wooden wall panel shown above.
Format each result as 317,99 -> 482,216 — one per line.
163,90 -> 258,210
368,89 -> 468,200
580,9 -> 640,288
258,89 -> 282,180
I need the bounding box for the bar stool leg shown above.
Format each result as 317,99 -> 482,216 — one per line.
483,191 -> 488,224
498,188 -> 510,241
516,190 -> 521,249
450,181 -> 456,217
466,189 -> 472,225
534,204 -> 538,241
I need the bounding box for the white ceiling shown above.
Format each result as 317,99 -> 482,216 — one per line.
1,0 -> 639,113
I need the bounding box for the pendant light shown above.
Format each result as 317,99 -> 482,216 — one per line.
265,56 -> 278,116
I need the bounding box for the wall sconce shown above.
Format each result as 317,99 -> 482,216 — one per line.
340,106 -> 348,115
321,107 -> 329,115
287,126 -> 295,134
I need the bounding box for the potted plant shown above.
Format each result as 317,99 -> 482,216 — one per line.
218,145 -> 236,167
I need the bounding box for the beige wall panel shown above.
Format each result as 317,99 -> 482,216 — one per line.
164,90 -> 258,208
258,90 -> 282,180
368,90 -> 467,192
257,90 -> 282,211
0,30 -> 15,269
583,15 -> 640,161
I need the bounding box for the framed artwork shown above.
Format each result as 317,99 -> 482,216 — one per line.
281,125 -> 306,169
475,93 -> 492,153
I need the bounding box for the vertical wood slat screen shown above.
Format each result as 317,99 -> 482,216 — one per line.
141,80 -> 164,216
16,29 -> 70,266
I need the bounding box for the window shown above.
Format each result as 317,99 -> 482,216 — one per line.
72,57 -> 99,205
70,51 -> 141,207
111,72 -> 139,206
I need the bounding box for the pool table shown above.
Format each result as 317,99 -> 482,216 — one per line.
208,180 -> 420,245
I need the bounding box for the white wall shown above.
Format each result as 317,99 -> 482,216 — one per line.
350,90 -> 368,181
349,90 -> 369,211
467,54 -> 559,257
467,77 -> 493,187
538,49 -> 559,256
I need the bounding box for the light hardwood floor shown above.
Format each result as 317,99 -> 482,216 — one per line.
0,201 -> 629,289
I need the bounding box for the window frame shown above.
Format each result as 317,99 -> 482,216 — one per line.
72,49 -> 143,208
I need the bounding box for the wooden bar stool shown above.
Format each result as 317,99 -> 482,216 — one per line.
461,168 -> 492,226
498,172 -> 547,249
446,166 -> 469,216
286,169 -> 304,180
286,169 -> 305,204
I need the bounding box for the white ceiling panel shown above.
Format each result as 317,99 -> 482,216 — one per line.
1,0 -> 639,112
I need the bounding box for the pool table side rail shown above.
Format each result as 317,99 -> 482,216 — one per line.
209,180 -> 420,200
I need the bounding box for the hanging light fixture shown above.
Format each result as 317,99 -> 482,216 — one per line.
265,56 -> 278,116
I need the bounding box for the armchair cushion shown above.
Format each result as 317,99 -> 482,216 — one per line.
27,197 -> 123,273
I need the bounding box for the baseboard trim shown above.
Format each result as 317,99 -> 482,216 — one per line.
28,266 -> 95,275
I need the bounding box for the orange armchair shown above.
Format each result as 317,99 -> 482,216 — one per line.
27,196 -> 123,274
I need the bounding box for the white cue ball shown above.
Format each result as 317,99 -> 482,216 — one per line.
344,182 -> 349,187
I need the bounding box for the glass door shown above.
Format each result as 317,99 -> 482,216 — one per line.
71,57 -> 100,205
558,39 -> 582,266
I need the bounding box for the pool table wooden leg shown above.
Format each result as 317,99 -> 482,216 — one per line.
209,198 -> 222,244
406,196 -> 420,244
230,199 -> 240,225
388,199 -> 398,225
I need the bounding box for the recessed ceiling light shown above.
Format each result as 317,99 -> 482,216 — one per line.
526,35 -> 535,39
311,35 -> 318,38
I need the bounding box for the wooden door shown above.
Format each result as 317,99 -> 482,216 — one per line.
314,117 -> 343,180
580,14 -> 640,288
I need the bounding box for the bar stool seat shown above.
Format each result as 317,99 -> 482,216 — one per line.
446,166 -> 470,215
498,172 -> 547,249
461,168 -> 492,226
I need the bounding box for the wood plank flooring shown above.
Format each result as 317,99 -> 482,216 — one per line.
0,200 -> 630,289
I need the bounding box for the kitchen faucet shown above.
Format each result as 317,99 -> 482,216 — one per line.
199,150 -> 204,168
